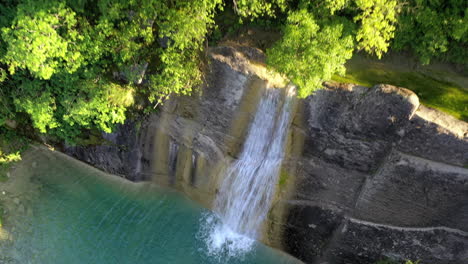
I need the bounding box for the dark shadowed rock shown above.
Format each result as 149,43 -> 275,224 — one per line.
292,157 -> 367,212
283,203 -> 345,264
279,82 -> 467,263
314,83 -> 419,141
65,120 -> 143,181
342,84 -> 419,140
354,151 -> 468,232
397,105 -> 468,166
303,83 -> 420,174
325,219 -> 468,264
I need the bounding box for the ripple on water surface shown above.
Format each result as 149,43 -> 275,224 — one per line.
1,149 -> 301,264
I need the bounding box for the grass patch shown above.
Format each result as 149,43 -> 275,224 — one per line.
332,56 -> 468,121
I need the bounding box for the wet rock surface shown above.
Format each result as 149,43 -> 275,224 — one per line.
65,46 -> 468,263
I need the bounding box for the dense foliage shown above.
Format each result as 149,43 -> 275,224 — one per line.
266,10 -> 355,97
0,0 -> 466,144
0,0 -> 222,142
393,0 -> 467,65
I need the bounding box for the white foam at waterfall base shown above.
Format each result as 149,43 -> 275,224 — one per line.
200,86 -> 295,258
198,213 -> 255,259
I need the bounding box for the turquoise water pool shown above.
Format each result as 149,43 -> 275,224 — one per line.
1,149 -> 300,264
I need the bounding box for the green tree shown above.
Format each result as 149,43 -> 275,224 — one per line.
54,78 -> 133,140
232,0 -> 288,18
13,81 -> 58,133
237,0 -> 399,97
0,0 -> 225,142
354,0 -> 397,58
148,0 -> 223,104
267,9 -> 354,97
1,0 -> 83,79
393,0 -> 467,65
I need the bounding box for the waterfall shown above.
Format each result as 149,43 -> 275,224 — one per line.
202,86 -> 295,257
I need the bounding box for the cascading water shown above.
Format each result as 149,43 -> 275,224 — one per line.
202,86 -> 295,257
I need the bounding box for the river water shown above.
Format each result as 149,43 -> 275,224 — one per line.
0,148 -> 300,264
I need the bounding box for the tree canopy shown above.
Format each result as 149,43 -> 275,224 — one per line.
0,0 -> 466,143
266,10 -> 355,98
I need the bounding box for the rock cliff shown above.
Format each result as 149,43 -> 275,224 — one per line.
277,83 -> 468,264
66,46 -> 468,264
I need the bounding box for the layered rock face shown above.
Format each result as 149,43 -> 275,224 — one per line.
66,46 -> 468,264
278,83 -> 468,264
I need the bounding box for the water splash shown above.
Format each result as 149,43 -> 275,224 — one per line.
202,86 -> 295,257
199,212 -> 255,260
